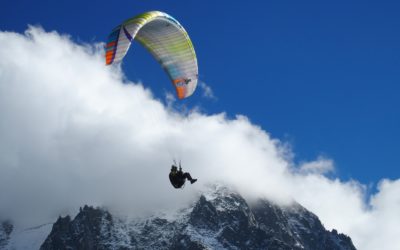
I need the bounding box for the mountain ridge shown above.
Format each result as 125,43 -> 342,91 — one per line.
1,186 -> 356,249
39,186 -> 356,250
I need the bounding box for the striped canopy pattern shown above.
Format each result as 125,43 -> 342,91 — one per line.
105,11 -> 198,99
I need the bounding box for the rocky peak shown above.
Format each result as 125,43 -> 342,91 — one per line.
40,205 -> 116,250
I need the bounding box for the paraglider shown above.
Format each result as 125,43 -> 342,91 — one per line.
105,11 -> 198,99
105,11 -> 199,188
169,161 -> 197,189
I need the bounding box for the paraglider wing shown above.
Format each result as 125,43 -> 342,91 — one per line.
105,11 -> 198,99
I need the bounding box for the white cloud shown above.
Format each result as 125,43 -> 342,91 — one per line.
164,91 -> 177,109
0,26 -> 399,249
198,80 -> 216,99
299,157 -> 335,175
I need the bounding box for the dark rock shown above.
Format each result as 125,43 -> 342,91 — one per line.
40,206 -> 130,250
0,220 -> 13,248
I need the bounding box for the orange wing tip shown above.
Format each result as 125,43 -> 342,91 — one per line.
173,78 -> 187,99
175,86 -> 186,99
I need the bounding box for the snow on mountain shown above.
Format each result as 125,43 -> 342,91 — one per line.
5,223 -> 52,250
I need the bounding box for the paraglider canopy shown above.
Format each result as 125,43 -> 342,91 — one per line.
105,11 -> 198,99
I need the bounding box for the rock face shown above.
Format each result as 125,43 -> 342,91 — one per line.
0,220 -> 13,248
40,186 -> 356,250
41,205 -> 131,250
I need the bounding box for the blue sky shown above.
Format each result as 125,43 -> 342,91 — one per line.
2,0 -> 399,185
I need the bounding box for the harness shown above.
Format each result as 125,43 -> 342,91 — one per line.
171,159 -> 186,189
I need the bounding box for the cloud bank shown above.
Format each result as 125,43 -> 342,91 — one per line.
0,27 -> 399,250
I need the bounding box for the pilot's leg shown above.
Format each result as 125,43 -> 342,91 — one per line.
183,173 -> 197,184
182,172 -> 193,181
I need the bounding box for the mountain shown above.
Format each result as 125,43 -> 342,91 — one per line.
37,186 -> 356,250
0,221 -> 13,249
